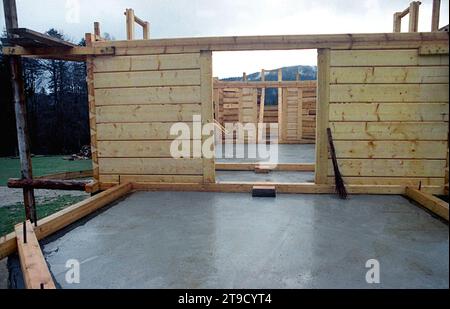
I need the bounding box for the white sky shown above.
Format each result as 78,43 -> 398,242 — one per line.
1,0 -> 449,78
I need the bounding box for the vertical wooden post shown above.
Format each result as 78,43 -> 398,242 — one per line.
408,1 -> 420,32
125,8 -> 135,40
94,22 -> 101,38
277,68 -> 283,143
393,12 -> 402,32
315,49 -> 330,185
431,0 -> 440,31
143,21 -> 150,39
242,72 -> 247,81
3,0 -> 36,222
200,51 -> 215,183
296,71 -> 301,81
297,88 -> 303,140
85,33 -> 100,187
258,69 -> 266,143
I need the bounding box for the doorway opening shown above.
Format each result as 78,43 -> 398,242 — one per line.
212,49 -> 318,184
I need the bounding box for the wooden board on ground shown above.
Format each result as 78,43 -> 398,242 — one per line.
15,220 -> 56,289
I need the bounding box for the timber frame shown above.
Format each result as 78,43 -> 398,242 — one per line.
1,2 -> 449,288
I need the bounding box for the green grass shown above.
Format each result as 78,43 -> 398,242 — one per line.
0,194 -> 87,236
0,156 -> 92,185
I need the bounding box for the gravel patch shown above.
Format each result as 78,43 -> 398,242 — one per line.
0,186 -> 89,208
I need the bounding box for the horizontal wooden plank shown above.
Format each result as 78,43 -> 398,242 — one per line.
15,221 -> 56,289
328,176 -> 445,186
330,122 -> 448,140
330,49 -> 449,66
94,69 -> 200,88
98,140 -> 198,158
96,104 -> 201,123
329,103 -> 449,121
98,158 -> 203,175
93,53 -> 200,72
405,187 -> 449,221
330,84 -> 449,102
95,86 -> 201,105
120,175 -> 204,183
97,122 -> 197,140
328,159 -> 446,177
98,175 -> 120,183
333,141 -> 447,159
330,66 -> 449,84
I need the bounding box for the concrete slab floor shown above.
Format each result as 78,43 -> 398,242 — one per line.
33,192 -> 448,289
215,143 -> 315,164
216,170 -> 315,183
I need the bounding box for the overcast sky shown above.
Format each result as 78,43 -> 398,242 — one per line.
1,0 -> 448,78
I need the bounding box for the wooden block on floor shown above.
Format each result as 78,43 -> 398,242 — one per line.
252,185 -> 276,197
254,165 -> 270,174
15,220 -> 56,289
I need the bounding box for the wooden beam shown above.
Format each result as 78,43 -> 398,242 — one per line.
215,162 -> 315,172
2,45 -> 115,58
15,221 -> 56,289
3,0 -> 36,223
125,8 -> 135,40
143,22 -> 150,40
85,33 -> 100,186
431,0 -> 441,31
7,178 -> 88,191
0,183 -> 132,260
257,69 -> 266,143
277,68 -> 283,143
91,32 -> 449,52
393,12 -> 402,32
34,169 -> 93,180
200,51 -> 215,183
409,1 -> 421,32
315,49 -> 330,185
8,28 -> 76,48
129,182 -> 434,195
214,80 -> 315,89
405,187 -> 449,221
3,32 -> 448,57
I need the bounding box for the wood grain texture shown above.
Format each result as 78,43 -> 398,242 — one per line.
330,49 -> 449,66
333,141 -> 447,159
94,69 -> 200,88
93,54 -> 200,72
330,66 -> 448,84
97,122 -> 197,140
328,159 -> 446,177
329,103 -> 448,121
330,84 -> 448,102
15,221 -> 56,289
98,158 -> 203,175
95,86 -> 201,105
330,122 -> 448,140
96,104 -> 201,123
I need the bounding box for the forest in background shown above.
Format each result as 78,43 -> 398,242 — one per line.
0,29 -> 89,157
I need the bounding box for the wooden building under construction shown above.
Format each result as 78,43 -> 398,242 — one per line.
0,0 -> 448,289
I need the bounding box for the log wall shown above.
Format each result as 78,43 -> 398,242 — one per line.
326,49 -> 449,188
90,52 -> 214,186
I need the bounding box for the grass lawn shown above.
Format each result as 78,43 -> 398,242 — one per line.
0,156 -> 92,185
0,155 -> 91,236
0,195 -> 86,236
